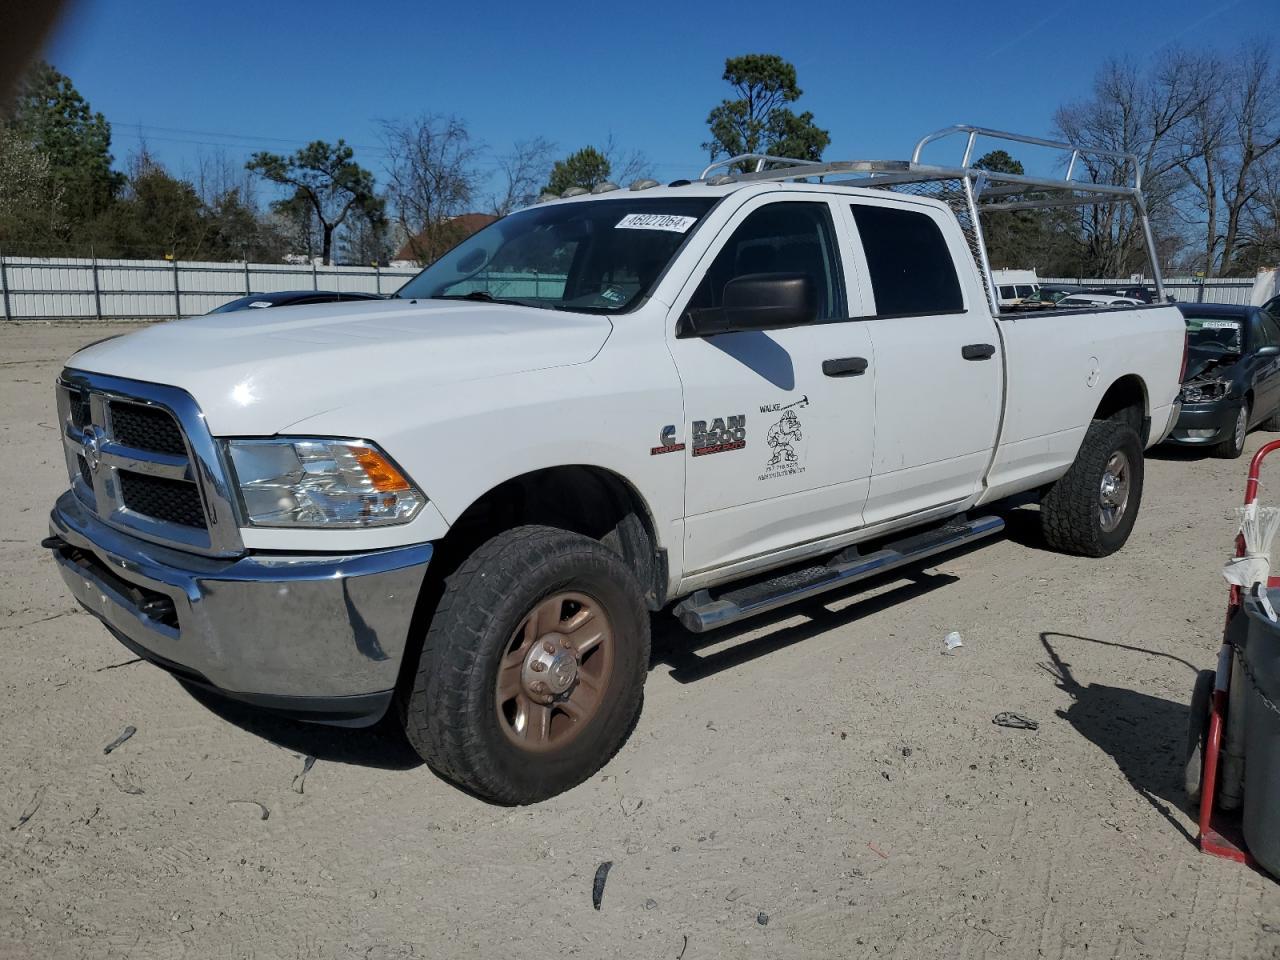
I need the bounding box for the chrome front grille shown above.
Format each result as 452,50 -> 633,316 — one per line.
108,402 -> 188,456
118,470 -> 208,528
56,371 -> 243,556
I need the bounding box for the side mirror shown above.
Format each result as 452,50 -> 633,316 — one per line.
1258,345 -> 1280,358
684,273 -> 817,336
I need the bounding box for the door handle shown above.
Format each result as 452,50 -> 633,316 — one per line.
962,343 -> 996,361
822,357 -> 869,377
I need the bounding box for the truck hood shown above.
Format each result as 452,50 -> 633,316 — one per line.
67,298 -> 613,434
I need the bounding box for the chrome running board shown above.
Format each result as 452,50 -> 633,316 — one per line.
672,515 -> 1005,633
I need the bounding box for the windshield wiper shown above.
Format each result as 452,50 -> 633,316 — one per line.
437,291 -> 531,306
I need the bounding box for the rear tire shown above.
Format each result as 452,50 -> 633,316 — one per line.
1211,402 -> 1249,459
1040,419 -> 1144,557
402,525 -> 650,804
1184,668 -> 1215,805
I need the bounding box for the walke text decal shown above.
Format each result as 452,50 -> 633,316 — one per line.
760,396 -> 809,481
650,425 -> 686,456
692,415 -> 746,457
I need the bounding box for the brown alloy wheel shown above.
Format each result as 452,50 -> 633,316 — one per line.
495,591 -> 614,752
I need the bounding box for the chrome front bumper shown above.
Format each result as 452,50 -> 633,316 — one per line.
47,490 -> 432,725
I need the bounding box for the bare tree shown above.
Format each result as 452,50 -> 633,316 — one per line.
1239,153 -> 1280,273
490,136 -> 555,215
1055,52 -> 1213,276
382,115 -> 480,263
601,133 -> 652,187
1218,43 -> 1280,275
1177,44 -> 1280,275
1176,54 -> 1229,273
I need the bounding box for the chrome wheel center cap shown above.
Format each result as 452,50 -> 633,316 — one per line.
523,635 -> 579,700
1101,473 -> 1119,502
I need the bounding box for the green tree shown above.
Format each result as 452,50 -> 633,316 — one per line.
97,149 -> 210,258
6,61 -> 123,231
247,140 -> 384,264
543,146 -> 611,195
973,149 -> 1023,176
703,54 -> 830,168
201,186 -> 290,262
973,150 -> 1082,276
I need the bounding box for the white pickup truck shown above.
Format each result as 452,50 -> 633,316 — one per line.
45,126 -> 1186,803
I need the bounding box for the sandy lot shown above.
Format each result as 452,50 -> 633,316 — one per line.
2,321 -> 1278,959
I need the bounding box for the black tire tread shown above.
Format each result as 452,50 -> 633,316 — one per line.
403,525 -> 649,804
1040,419 -> 1143,557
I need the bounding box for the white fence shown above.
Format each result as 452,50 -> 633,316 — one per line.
0,256 -> 421,321
1043,275 -> 1275,306
2,255 -> 1276,321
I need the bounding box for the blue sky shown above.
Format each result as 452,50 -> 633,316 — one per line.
46,0 -> 1279,201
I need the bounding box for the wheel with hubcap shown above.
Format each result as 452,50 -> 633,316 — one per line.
495,591 -> 614,752
1040,418 -> 1145,557
1212,402 -> 1249,459
1098,448 -> 1132,535
402,525 -> 649,804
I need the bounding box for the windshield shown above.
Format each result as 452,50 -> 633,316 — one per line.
394,197 -> 718,313
1185,315 -> 1243,353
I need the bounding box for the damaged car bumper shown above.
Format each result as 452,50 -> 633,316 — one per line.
45,490 -> 432,726
1166,398 -> 1244,446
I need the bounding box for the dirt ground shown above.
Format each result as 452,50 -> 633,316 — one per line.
2,321 -> 1278,960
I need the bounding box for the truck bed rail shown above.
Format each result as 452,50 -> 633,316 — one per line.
697,124 -> 1165,312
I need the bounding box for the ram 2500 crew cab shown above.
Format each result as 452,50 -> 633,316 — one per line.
45,126 -> 1187,803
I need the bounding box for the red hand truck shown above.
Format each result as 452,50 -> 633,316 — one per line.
1193,438 -> 1280,865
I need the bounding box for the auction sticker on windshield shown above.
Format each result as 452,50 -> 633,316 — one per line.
616,213 -> 697,233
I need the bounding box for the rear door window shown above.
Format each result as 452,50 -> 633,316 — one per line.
850,204 -> 964,316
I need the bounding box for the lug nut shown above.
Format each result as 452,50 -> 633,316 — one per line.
543,641 -> 556,654
531,680 -> 548,693
531,661 -> 545,672
559,637 -> 572,649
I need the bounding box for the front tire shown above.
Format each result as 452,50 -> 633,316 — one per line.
402,525 -> 650,804
1040,419 -> 1144,557
1211,402 -> 1249,459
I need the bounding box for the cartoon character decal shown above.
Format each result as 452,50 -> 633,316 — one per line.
758,397 -> 808,480
766,410 -> 802,467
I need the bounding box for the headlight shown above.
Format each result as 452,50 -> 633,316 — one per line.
1181,378 -> 1230,403
225,438 -> 424,527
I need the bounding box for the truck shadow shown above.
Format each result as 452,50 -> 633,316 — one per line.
183,681 -> 424,770
1038,631 -> 1196,844
651,569 -> 958,683
1145,444 -> 1212,462
994,505 -> 1060,553
176,546 -> 983,772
